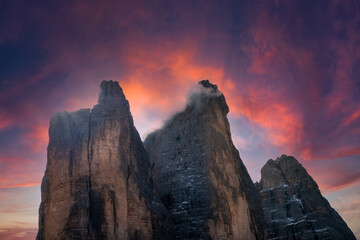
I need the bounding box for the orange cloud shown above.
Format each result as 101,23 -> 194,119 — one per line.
116,39 -> 227,132
22,125 -> 49,154
117,34 -> 306,155
307,162 -> 360,193
27,125 -> 48,144
0,182 -> 40,189
223,85 -> 303,149
0,227 -> 37,240
343,108 -> 360,126
0,156 -> 43,189
300,144 -> 360,161
319,177 -> 360,193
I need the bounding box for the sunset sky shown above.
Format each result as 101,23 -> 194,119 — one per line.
0,0 -> 359,239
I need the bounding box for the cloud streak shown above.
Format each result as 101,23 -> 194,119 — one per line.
0,227 -> 37,240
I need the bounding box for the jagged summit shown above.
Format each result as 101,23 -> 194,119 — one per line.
186,80 -> 229,114
258,155 -> 356,240
37,80 -> 355,240
37,80 -> 172,240
275,153 -> 289,161
144,80 -> 264,239
98,80 -> 125,104
198,79 -> 219,91
259,154 -> 309,189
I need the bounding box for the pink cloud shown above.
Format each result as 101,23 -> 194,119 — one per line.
0,156 -> 43,189
0,3 -> 359,233
0,227 -> 37,240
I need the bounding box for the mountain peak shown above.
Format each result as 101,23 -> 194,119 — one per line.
144,79 -> 265,239
38,80 -> 355,240
198,79 -> 218,92
186,80 -> 229,114
38,80 -> 172,239
98,80 -> 125,104
260,155 -> 305,189
259,155 -> 356,240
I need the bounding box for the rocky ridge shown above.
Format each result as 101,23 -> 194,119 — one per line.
37,81 -> 172,240
37,80 -> 356,240
144,80 -> 265,239
256,154 -> 356,240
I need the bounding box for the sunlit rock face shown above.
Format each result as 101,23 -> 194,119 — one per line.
37,80 -> 172,240
256,155 -> 356,240
144,80 -> 265,240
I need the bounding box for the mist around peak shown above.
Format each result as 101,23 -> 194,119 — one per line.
143,80 -> 227,140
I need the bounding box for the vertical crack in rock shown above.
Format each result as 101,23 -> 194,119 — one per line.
37,80 -> 173,240
256,154 -> 356,240
144,80 -> 265,240
86,109 -> 92,239
37,79 -> 356,240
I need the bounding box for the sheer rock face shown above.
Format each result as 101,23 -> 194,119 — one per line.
144,80 -> 265,240
37,80 -> 172,240
257,155 -> 356,240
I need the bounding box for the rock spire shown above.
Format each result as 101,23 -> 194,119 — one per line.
144,80 -> 265,239
256,154 -> 355,240
37,80 -> 172,240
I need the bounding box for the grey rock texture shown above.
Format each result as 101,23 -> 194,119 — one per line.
257,154 -> 356,240
37,80 -> 172,240
144,80 -> 265,240
37,79 -> 355,240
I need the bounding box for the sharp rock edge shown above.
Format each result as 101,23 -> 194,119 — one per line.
37,80 -> 356,240
256,154 -> 356,240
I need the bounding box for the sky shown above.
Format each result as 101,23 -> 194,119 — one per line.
0,0 -> 359,239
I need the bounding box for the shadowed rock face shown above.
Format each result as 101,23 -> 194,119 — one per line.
144,80 -> 265,240
37,79 -> 355,240
256,155 -> 356,240
37,80 -> 172,240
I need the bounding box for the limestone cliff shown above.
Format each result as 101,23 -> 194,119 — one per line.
37,79 -> 355,240
256,154 -> 356,240
37,80 -> 172,240
144,80 -> 265,240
